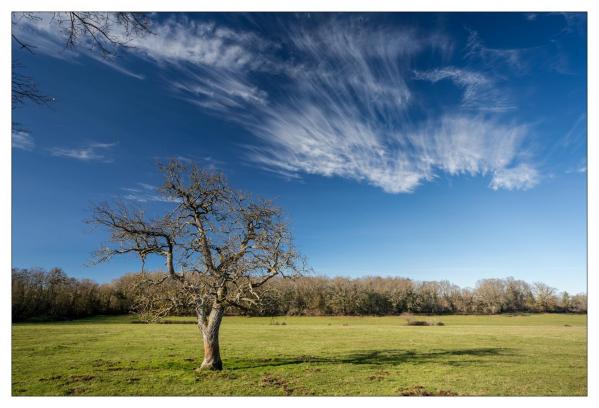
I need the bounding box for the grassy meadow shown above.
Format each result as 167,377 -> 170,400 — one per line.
12,314 -> 587,396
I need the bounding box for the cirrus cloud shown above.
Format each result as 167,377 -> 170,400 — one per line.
48,142 -> 117,162
12,130 -> 35,151
489,164 -> 540,191
14,13 -> 546,193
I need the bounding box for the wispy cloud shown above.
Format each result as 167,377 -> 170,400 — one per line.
464,26 -> 574,77
121,182 -> 179,203
48,142 -> 117,162
576,163 -> 587,174
128,17 -> 271,70
489,164 -> 539,191
171,67 -> 267,114
566,159 -> 587,174
242,19 -> 536,193
12,13 -> 144,79
413,67 -> 514,112
12,130 -> 35,151
464,24 -> 585,77
87,53 -> 145,80
143,17 -> 277,115
465,29 -> 530,74
562,113 -> 586,147
12,13 -> 79,61
140,16 -> 451,124
558,12 -> 586,35
154,154 -> 227,170
16,14 -> 548,193
164,16 -> 537,193
251,112 -> 535,193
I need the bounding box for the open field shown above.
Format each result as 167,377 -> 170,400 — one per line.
12,314 -> 587,396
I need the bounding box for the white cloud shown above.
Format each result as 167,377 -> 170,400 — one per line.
127,16 -> 275,114
152,16 -> 453,124
489,164 -> 539,190
413,67 -> 514,112
87,53 -> 145,80
171,67 -> 267,114
252,112 -> 536,193
12,13 -> 270,78
138,182 -> 156,191
466,23 -> 585,77
562,113 -> 586,147
565,158 -> 587,175
278,19 -> 452,118
121,183 -> 180,203
12,13 -> 78,60
465,29 -> 529,73
49,142 -> 116,162
127,17 -> 269,70
558,12 -> 586,35
243,21 -> 536,193
14,14 -> 541,193
12,130 -> 35,151
12,13 -> 144,78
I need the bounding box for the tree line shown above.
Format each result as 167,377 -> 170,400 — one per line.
12,267 -> 131,321
12,267 -> 587,322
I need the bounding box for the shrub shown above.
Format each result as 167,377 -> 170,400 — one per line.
407,320 -> 432,326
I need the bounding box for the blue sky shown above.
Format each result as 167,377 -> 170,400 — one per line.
12,12 -> 587,293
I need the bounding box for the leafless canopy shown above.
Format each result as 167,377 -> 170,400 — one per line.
56,12 -> 151,56
11,12 -> 151,108
91,160 -> 305,323
12,62 -> 53,107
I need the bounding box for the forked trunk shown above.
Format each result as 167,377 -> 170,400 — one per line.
198,304 -> 224,370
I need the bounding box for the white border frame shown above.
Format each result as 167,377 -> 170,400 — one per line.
2,1 -> 595,407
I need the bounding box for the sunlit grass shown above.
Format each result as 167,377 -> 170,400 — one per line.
12,314 -> 587,396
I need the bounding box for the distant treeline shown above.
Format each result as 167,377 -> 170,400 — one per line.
12,268 -> 131,322
12,267 -> 587,322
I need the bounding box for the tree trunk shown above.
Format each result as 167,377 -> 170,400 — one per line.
198,304 -> 224,370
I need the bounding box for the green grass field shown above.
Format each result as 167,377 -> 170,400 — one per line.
12,314 -> 587,396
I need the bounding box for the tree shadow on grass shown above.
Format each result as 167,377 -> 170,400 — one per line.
232,347 -> 513,370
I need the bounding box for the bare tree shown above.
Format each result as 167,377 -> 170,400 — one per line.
90,160 -> 305,370
474,279 -> 506,314
533,282 -> 557,312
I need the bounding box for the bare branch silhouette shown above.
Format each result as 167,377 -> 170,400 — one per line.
90,160 -> 306,370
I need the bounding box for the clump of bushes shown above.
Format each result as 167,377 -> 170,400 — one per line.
269,318 -> 287,326
405,319 -> 445,326
406,320 -> 431,326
